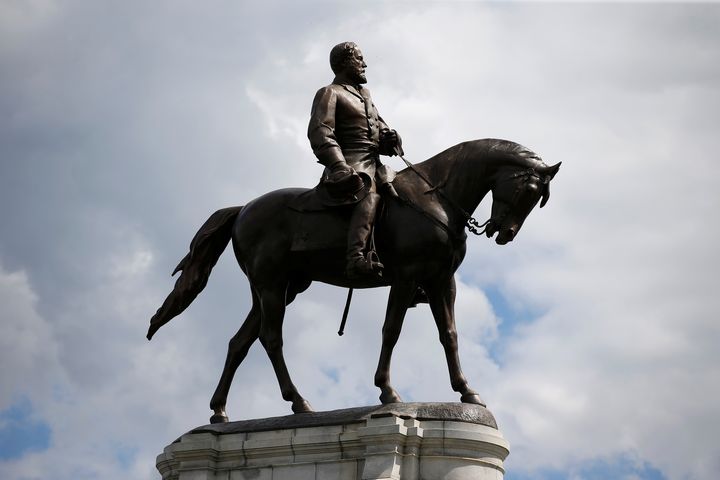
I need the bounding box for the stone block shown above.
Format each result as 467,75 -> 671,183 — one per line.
316,460 -> 358,480
229,467 -> 272,480
420,457 -> 504,480
292,425 -> 344,463
272,463 -> 316,480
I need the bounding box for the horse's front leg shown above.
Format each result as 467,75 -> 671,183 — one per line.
374,281 -> 417,404
426,276 -> 485,406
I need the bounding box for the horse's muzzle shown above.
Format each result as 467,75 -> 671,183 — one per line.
495,227 -> 516,245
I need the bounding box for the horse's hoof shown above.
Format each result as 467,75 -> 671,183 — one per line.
460,393 -> 486,407
292,399 -> 313,414
210,412 -> 229,424
380,390 -> 403,404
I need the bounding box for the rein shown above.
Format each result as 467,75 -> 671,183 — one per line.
396,148 -> 491,236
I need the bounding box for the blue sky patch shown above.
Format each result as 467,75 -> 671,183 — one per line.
506,454 -> 667,480
115,444 -> 139,470
321,366 -> 340,383
484,284 -> 540,334
0,400 -> 52,460
483,284 -> 544,363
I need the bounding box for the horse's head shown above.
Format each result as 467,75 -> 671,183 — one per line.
485,158 -> 560,245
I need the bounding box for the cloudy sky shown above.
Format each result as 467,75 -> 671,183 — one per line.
1,1 -> 719,479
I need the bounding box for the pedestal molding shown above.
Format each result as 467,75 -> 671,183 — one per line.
157,403 -> 509,480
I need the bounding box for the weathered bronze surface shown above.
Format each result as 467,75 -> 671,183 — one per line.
147,43 -> 560,424
309,42 -> 404,279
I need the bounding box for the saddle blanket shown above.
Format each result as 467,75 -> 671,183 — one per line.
288,189 -> 353,252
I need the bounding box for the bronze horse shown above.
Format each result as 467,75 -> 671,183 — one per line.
147,138 -> 560,423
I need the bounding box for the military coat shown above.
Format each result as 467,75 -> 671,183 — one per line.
308,81 -> 397,188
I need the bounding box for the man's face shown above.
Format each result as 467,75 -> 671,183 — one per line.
345,48 -> 367,84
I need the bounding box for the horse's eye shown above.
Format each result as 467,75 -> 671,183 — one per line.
524,182 -> 539,193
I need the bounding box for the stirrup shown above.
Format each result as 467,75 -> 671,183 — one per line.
346,251 -> 384,279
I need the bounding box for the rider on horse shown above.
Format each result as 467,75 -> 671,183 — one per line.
308,41 -> 403,279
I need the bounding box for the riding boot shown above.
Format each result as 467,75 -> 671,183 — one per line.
346,192 -> 383,279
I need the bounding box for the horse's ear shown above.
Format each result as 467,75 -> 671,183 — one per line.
540,183 -> 550,208
539,162 -> 561,180
537,162 -> 560,208
539,163 -> 560,208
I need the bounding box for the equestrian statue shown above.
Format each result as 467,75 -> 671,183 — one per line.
147,42 -> 560,424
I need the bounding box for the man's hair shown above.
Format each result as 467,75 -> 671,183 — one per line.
329,42 -> 358,74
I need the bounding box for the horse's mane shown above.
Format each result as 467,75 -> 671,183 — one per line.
396,138 -> 545,179
482,138 -> 545,166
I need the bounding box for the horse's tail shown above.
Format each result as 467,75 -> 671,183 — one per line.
147,206 -> 243,340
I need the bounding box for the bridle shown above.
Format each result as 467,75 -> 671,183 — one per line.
494,167 -> 548,211
396,148 -> 491,237
397,151 -> 546,238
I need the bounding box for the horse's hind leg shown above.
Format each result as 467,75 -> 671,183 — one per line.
209,289 -> 261,423
257,283 -> 313,414
426,276 -> 485,406
374,281 -> 417,404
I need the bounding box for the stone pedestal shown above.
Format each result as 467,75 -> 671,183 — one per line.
156,403 -> 509,480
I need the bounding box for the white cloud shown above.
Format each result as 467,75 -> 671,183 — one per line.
0,264 -> 61,409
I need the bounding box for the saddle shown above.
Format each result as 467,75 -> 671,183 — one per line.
287,177 -> 429,307
288,173 -> 372,252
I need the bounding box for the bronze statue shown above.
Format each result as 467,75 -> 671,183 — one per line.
147,43 -> 560,424
308,41 -> 403,279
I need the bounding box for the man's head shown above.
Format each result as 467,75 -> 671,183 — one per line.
330,41 -> 367,84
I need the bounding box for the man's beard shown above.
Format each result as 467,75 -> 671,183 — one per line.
350,67 -> 367,84
351,70 -> 367,84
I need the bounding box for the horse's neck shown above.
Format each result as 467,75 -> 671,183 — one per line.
417,141 -> 493,217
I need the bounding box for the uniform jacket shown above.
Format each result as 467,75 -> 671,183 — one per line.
308,81 -> 397,186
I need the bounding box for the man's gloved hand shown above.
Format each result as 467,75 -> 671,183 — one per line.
324,160 -> 364,198
328,160 -> 355,175
326,160 -> 357,183
380,128 -> 404,156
